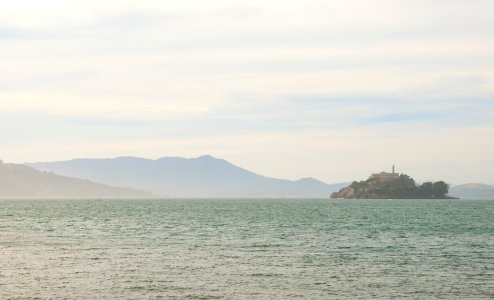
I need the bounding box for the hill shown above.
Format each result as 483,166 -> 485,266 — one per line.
29,155 -> 344,198
450,183 -> 494,199
0,161 -> 152,198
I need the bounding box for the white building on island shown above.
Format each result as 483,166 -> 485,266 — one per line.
370,165 -> 400,182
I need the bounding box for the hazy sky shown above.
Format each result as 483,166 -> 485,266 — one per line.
1,0 -> 493,184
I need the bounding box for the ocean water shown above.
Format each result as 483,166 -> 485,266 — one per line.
0,199 -> 493,299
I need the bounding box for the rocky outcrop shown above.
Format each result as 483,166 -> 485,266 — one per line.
331,187 -> 355,198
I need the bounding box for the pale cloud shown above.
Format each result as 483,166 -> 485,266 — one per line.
1,0 -> 494,184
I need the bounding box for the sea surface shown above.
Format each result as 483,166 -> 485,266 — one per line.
0,198 -> 493,299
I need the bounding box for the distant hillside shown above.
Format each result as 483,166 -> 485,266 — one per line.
450,184 -> 494,199
29,155 -> 344,198
0,161 -> 152,198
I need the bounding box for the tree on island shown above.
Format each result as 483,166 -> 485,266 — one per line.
432,181 -> 449,198
419,182 -> 434,198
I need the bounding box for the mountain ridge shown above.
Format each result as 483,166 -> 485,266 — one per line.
0,161 -> 152,198
449,183 -> 494,199
29,155 -> 345,198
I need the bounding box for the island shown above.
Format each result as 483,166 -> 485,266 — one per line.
330,166 -> 453,199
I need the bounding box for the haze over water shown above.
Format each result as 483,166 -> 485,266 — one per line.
1,198 -> 493,299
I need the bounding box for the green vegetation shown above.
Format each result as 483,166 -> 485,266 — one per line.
330,174 -> 453,199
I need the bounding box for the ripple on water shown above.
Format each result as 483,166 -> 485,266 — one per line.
0,198 -> 493,299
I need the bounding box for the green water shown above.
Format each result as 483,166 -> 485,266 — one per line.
1,199 -> 493,299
